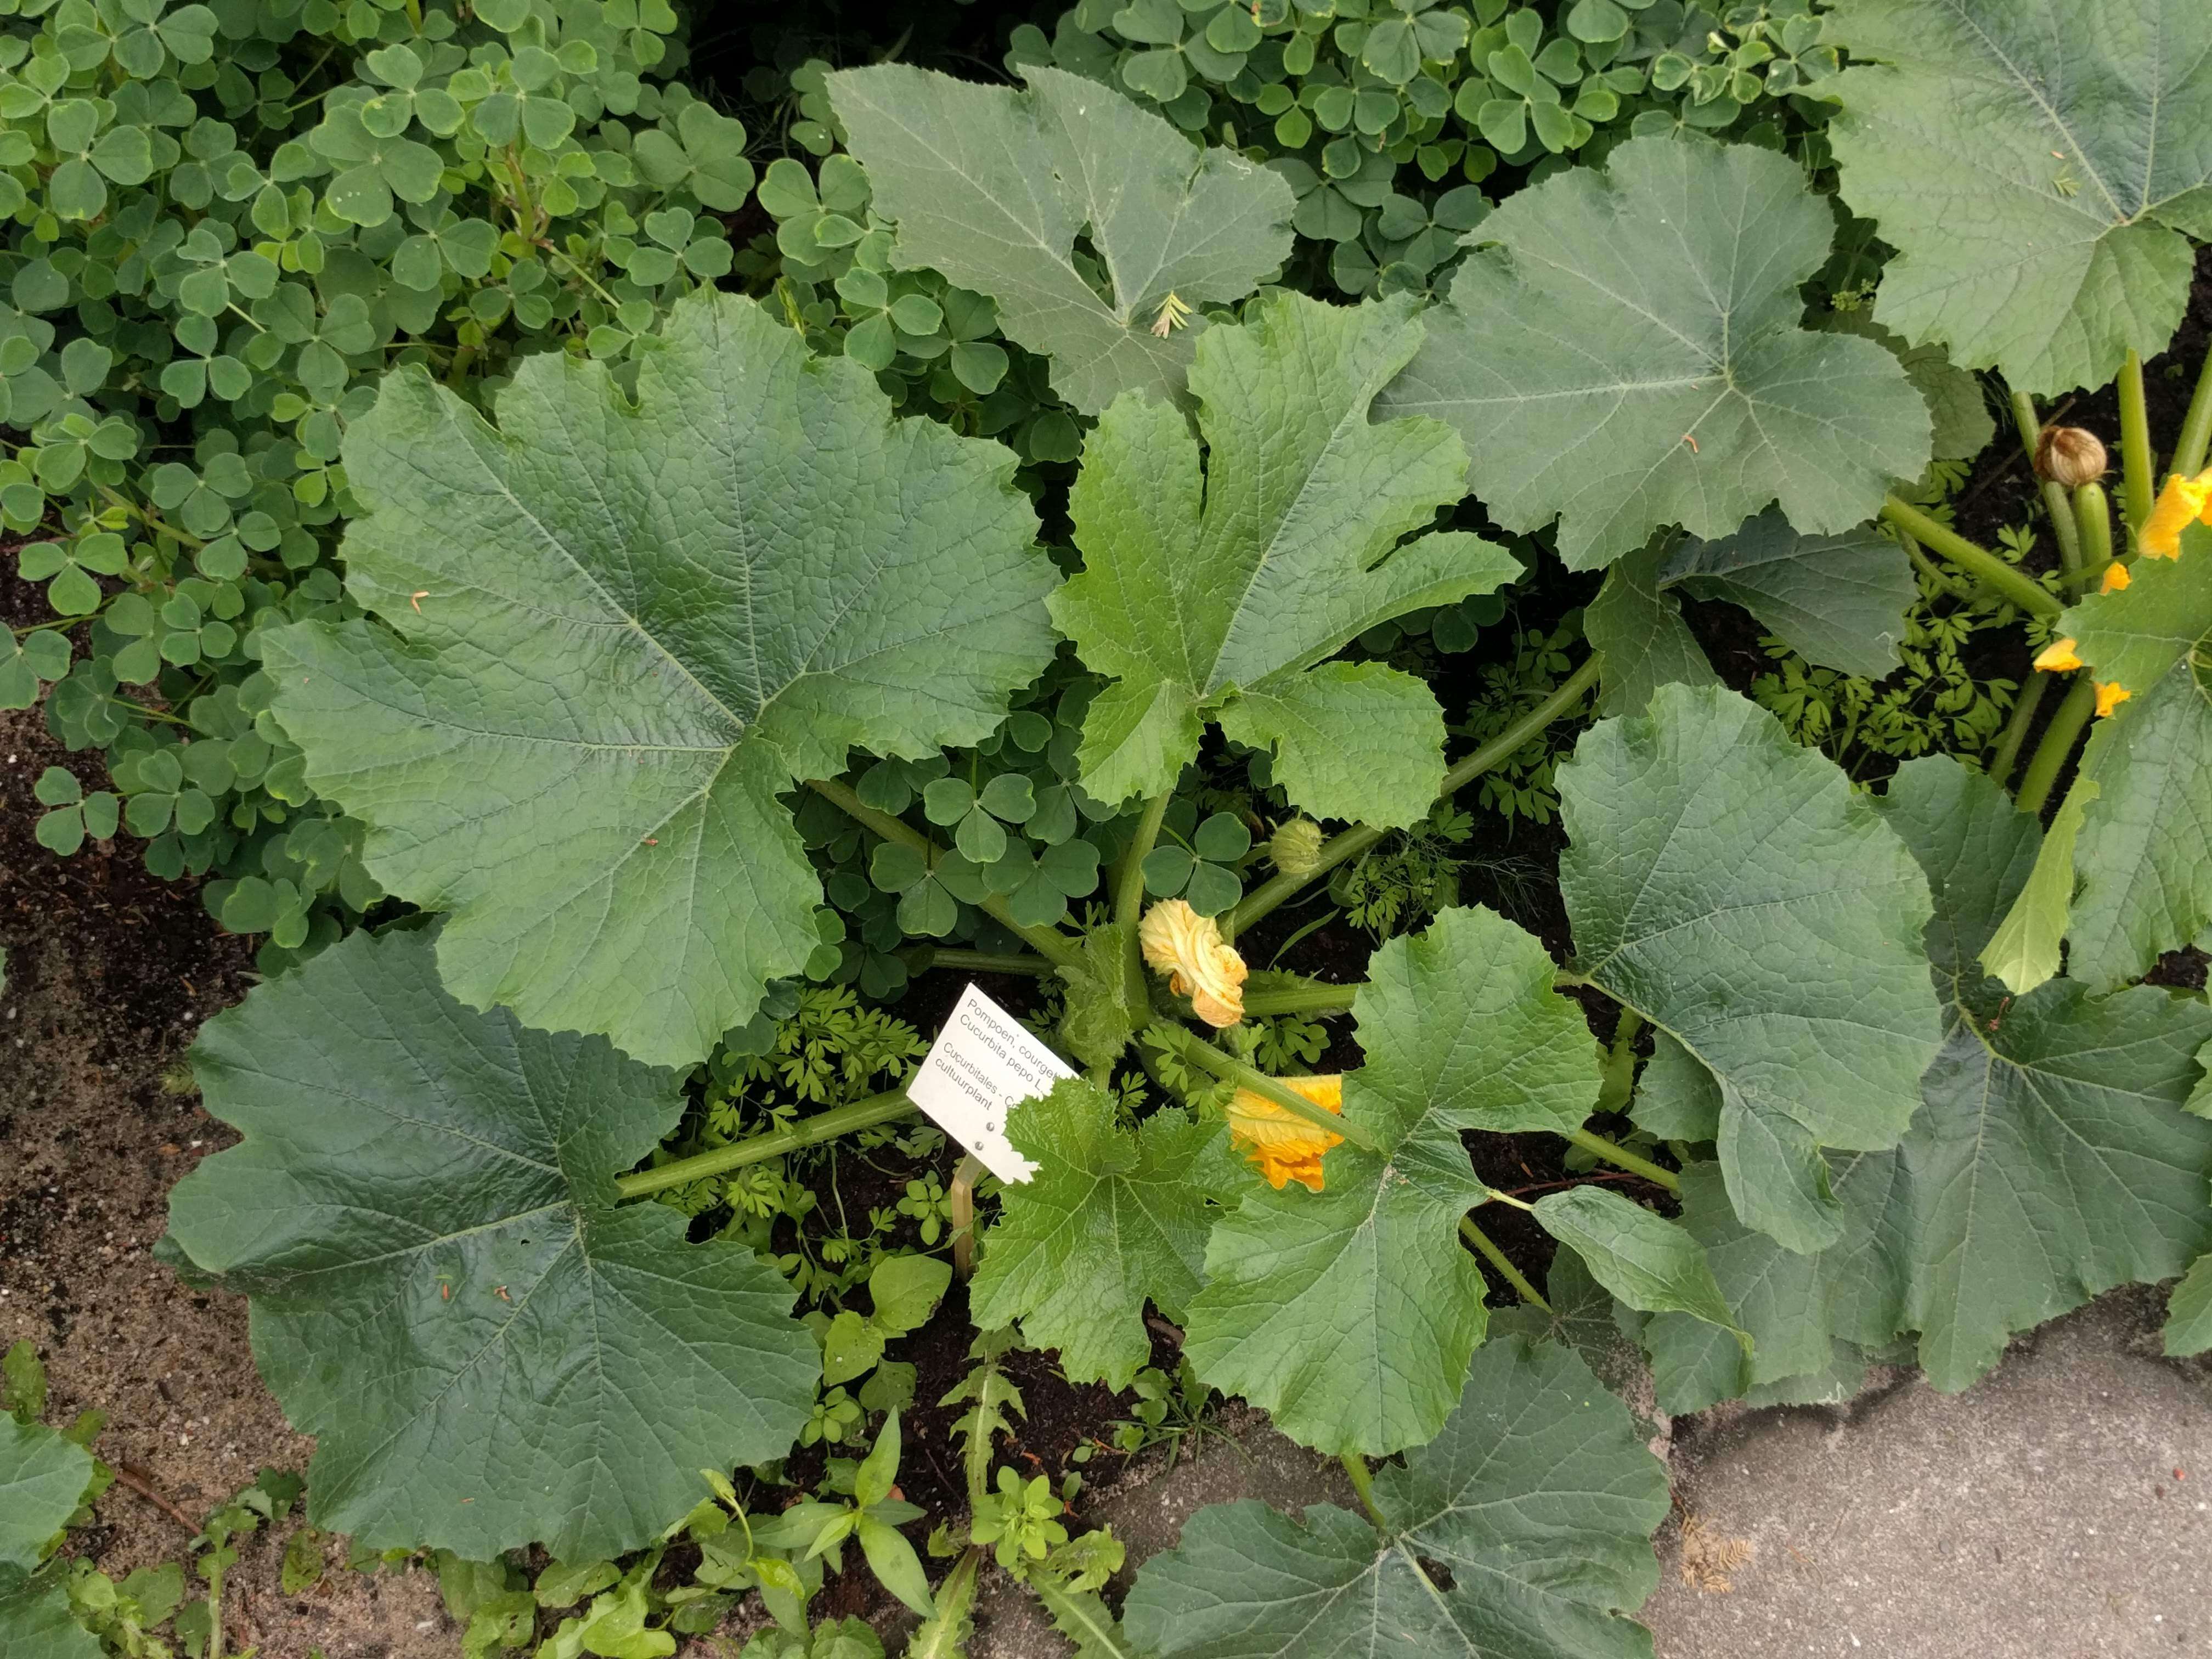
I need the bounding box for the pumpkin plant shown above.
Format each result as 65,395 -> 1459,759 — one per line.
54,40 -> 2208,1659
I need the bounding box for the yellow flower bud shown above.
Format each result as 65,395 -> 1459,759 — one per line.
2033,425 -> 2108,489
1226,1074 -> 1343,1192
2094,681 -> 2131,717
2033,637 -> 2084,673
1138,898 -> 1247,1027
2099,562 -> 2131,592
1267,817 -> 1325,879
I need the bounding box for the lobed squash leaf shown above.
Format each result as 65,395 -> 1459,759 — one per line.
1125,1337 -> 1668,1659
1557,685 -> 1943,1253
1824,0 -> 2212,396
1181,905 -> 1598,1457
263,290 -> 1058,1066
164,927 -> 820,1560
969,1080 -> 1219,1390
1051,291 -> 1519,823
1646,758 -> 2212,1406
1383,136 -> 1930,570
826,64 -> 1295,415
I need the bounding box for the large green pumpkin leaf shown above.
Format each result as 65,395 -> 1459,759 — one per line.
1051,292 -> 1519,822
1588,511 -> 1917,715
1182,906 -> 1598,1457
1822,0 -> 2212,396
1646,758 -> 2212,1401
1381,136 -> 1930,571
0,1418 -> 92,1592
1124,1336 -> 1668,1659
165,927 -> 819,1560
263,291 -> 1056,1066
826,64 -> 1295,415
0,1583 -> 99,1659
1995,521 -> 2212,991
1557,685 -> 1941,1253
969,1080 -> 1218,1390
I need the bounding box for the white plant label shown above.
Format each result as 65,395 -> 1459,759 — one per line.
907,983 -> 1073,1183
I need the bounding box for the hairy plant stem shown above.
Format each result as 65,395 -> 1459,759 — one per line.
2072,482 -> 2114,574
923,948 -> 1053,977
1229,653 -> 1604,935
1898,529 -> 1985,602
1879,496 -> 2063,618
1154,1022 -> 1379,1152
1338,1452 -> 1386,1529
2007,387 -> 2081,571
1458,1216 -> 1551,1312
2178,335 -> 2212,479
2014,674 -> 2097,817
1985,668 -> 2050,788
2118,350 -> 2156,529
1593,1008 -> 1644,1118
1115,793 -> 1172,936
613,1088 -> 917,1199
805,777 -> 1082,969
1561,1126 -> 1679,1191
1241,983 -> 1359,1018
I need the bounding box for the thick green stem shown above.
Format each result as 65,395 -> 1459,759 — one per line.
2177,336 -> 2212,479
923,948 -> 1052,977
1561,1127 -> 1679,1192
1899,531 -> 1985,603
1880,496 -> 2063,618
1159,1023 -> 1379,1152
1338,1452 -> 1386,1529
1229,654 -> 1602,935
1458,1216 -> 1551,1312
2008,387 -> 2082,572
614,1089 -> 917,1200
806,777 -> 1082,969
1240,981 -> 1360,1018
2072,482 -> 2114,574
1593,1008 -> 1644,1118
1115,793 -> 1173,936
2014,674 -> 2097,816
1985,667 -> 2049,788
2118,350 -> 2156,530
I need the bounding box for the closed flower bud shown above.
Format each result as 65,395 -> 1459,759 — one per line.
1267,817 -> 1324,879
2034,425 -> 2108,489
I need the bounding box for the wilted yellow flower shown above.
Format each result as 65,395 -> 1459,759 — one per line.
1227,1074 -> 1344,1192
2095,680 -> 2131,716
2033,637 -> 2084,672
2100,561 -> 2131,592
1138,898 -> 1247,1027
2141,467 -> 2212,558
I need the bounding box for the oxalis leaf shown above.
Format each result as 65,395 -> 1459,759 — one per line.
1051,291 -> 1520,823
262,291 -> 1057,1066
1823,0 -> 2212,396
1989,517 -> 2212,992
826,64 -> 1295,415
164,927 -> 820,1559
969,1079 -> 1219,1390
1381,136 -> 1931,571
1124,1337 -> 1668,1659
1557,685 -> 1942,1253
1181,905 -> 1598,1457
1644,758 -> 2212,1406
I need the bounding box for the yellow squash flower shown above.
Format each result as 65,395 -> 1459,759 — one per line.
2095,680 -> 2131,717
2033,637 -> 2084,673
2099,561 -> 2131,593
2141,467 -> 2212,558
1227,1074 -> 1344,1193
1138,898 -> 1248,1027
